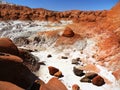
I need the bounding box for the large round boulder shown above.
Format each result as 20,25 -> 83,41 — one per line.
62,27 -> 75,37
40,78 -> 67,90
0,52 -> 23,63
92,75 -> 105,86
0,38 -> 19,56
0,59 -> 38,89
0,81 -> 24,90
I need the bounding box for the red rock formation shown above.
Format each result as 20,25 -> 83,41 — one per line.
92,75 -> 105,86
112,69 -> 120,80
0,38 -> 19,56
48,66 -> 59,75
0,53 -> 23,63
40,78 -> 67,90
79,64 -> 100,73
54,71 -> 63,78
0,4 -> 107,22
72,84 -> 80,90
62,27 -> 75,37
0,81 -> 24,90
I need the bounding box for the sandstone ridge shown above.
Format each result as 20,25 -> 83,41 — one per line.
0,4 -> 107,22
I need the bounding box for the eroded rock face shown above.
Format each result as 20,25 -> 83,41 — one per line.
0,4 -> 107,22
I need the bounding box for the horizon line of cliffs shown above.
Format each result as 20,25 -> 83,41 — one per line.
0,4 -> 107,22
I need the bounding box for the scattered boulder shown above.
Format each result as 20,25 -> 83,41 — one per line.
72,59 -> 79,64
0,38 -> 19,56
72,84 -> 80,90
48,66 -> 59,75
61,56 -> 68,59
40,78 -> 67,90
73,67 -> 85,76
54,71 -> 63,78
48,66 -> 63,78
72,58 -> 81,65
80,77 -> 91,83
62,27 -> 75,37
47,54 -> 52,58
92,75 -> 105,86
85,72 -> 98,79
80,72 -> 98,83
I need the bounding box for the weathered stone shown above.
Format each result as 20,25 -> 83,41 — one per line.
92,75 -> 105,86
85,72 -> 98,79
40,78 -> 67,90
72,84 -> 80,90
47,54 -> 52,58
19,48 -> 40,72
72,58 -> 80,65
73,67 -> 85,76
54,71 -> 63,78
62,27 -> 74,37
0,60 -> 38,89
0,81 -> 24,90
0,38 -> 19,56
0,52 -> 23,63
61,56 -> 68,59
48,66 -> 59,75
80,77 -> 91,83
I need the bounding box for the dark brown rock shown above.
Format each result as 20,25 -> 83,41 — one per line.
54,71 -> 63,78
73,67 -> 85,76
92,75 -> 105,86
0,38 -> 19,56
31,79 -> 45,90
72,58 -> 81,65
48,66 -> 59,75
80,77 -> 91,83
85,72 -> 98,79
47,54 -> 52,58
0,60 -> 38,89
61,56 -> 68,59
18,48 -> 40,72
